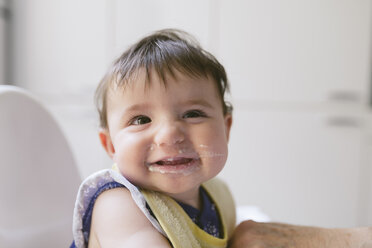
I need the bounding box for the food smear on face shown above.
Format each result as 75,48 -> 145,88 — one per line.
147,157 -> 201,176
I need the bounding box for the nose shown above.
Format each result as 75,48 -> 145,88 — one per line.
153,120 -> 185,147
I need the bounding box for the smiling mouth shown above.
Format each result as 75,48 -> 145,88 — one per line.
153,157 -> 194,166
147,157 -> 200,175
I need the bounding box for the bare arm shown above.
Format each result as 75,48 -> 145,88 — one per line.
89,187 -> 171,248
228,220 -> 372,248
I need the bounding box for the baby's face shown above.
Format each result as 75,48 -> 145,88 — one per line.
101,70 -> 232,197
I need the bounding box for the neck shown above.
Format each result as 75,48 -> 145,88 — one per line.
167,186 -> 201,210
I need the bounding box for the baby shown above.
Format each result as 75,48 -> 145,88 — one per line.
71,29 -> 235,248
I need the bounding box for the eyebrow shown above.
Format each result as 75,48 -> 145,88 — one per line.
122,99 -> 214,113
182,99 -> 214,109
118,99 -> 214,119
122,103 -> 152,113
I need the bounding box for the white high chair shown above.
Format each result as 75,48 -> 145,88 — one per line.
0,86 -> 81,248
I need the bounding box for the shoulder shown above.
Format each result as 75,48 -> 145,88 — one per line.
90,187 -> 170,247
93,186 -> 133,211
90,188 -> 140,240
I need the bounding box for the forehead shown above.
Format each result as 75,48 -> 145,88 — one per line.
107,69 -> 221,106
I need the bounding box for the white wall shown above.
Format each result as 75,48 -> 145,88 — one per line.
217,0 -> 372,228
0,0 -> 6,84
9,0 -> 112,177
8,0 -> 372,228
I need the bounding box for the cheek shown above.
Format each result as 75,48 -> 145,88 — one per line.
194,125 -> 229,164
112,132 -> 150,166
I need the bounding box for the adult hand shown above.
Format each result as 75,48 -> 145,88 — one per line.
228,220 -> 372,248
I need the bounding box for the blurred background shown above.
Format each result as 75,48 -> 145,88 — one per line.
1,0 -> 371,229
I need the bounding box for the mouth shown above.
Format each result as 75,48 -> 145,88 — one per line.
153,157 -> 194,166
147,156 -> 200,175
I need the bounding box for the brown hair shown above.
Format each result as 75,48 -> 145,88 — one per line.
95,29 -> 232,129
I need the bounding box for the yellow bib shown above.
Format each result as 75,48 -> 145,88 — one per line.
141,178 -> 236,248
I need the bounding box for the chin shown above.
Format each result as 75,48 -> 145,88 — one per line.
155,180 -> 201,195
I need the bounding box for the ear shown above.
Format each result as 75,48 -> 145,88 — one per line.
99,129 -> 116,159
224,114 -> 233,141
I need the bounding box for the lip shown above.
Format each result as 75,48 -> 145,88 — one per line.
147,156 -> 201,175
148,153 -> 199,165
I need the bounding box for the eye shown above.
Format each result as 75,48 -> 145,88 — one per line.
183,110 -> 207,119
129,115 -> 152,125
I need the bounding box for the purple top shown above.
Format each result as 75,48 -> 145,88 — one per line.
70,183 -> 222,247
